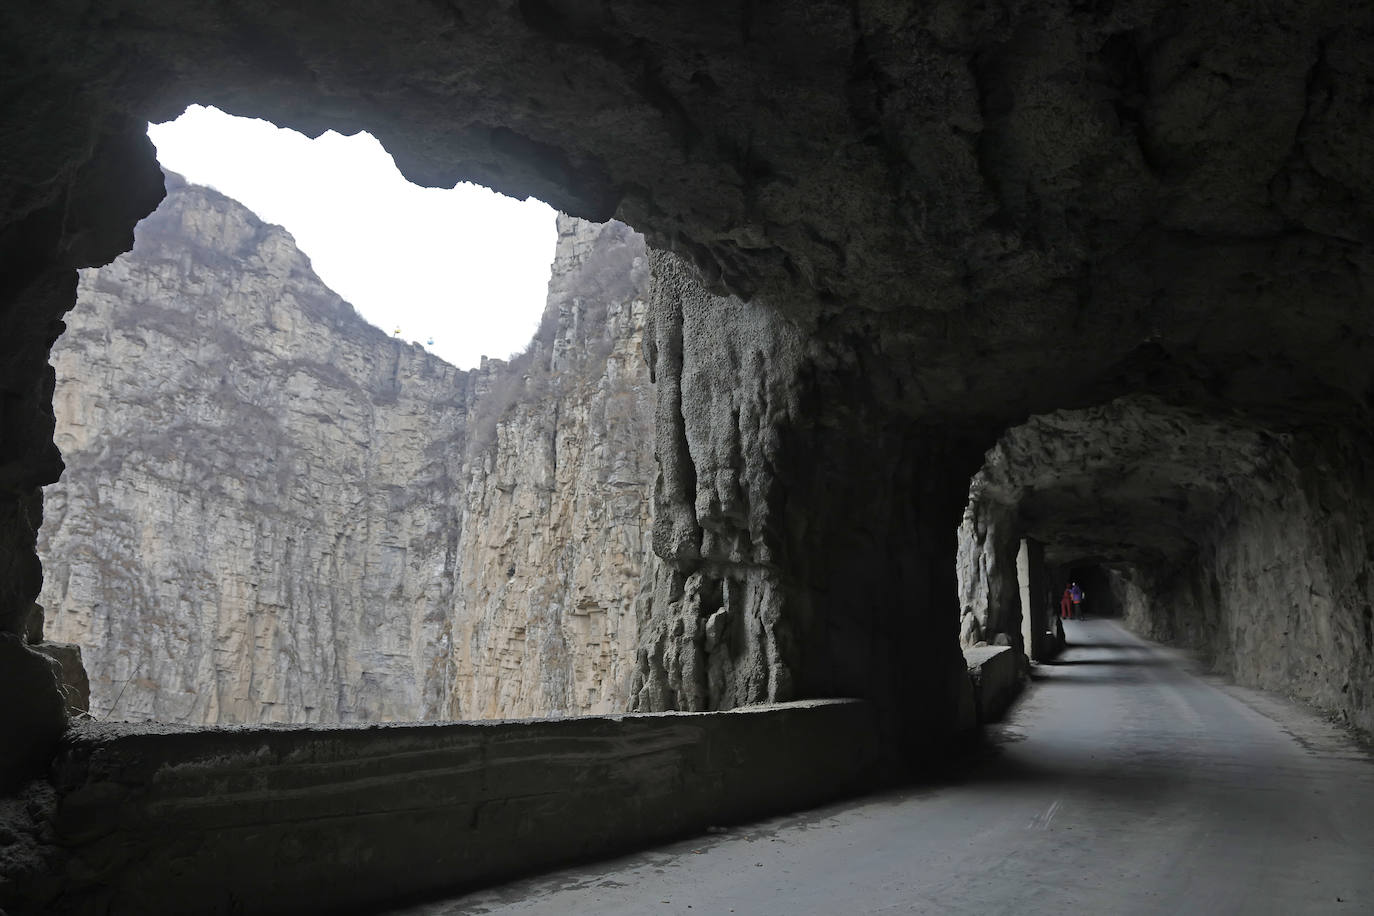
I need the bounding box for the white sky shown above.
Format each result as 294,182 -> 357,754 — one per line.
147,105 -> 558,370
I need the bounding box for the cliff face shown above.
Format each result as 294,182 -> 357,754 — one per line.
38,175 -> 652,724
447,219 -> 653,719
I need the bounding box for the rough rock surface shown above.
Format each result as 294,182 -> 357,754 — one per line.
38,175 -> 653,724
956,500 -> 1021,650
30,642 -> 89,716
1114,430 -> 1374,734
0,635 -> 66,793
630,251 -> 982,756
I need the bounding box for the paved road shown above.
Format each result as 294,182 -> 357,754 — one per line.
392,620 -> 1374,915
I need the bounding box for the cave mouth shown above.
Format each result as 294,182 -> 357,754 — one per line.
36,117 -> 657,728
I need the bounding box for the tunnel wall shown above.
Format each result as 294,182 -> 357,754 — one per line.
1119,430 -> 1374,735
0,107 -> 167,792
5,700 -> 880,915
631,252 -> 984,760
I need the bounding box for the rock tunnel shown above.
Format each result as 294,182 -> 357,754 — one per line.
957,395 -> 1374,733
2,1 -> 1373,911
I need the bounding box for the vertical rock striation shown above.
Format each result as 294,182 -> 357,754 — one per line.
955,499 -> 1022,651
38,174 -> 653,724
630,251 -> 983,758
446,218 -> 654,718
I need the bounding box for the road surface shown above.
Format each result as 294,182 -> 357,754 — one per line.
390,620 -> 1374,915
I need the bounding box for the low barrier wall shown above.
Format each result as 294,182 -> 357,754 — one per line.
44,699 -> 880,915
964,646 -> 1023,723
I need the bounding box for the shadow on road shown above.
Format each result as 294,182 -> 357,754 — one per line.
1056,640 -> 1145,650
1045,656 -> 1167,667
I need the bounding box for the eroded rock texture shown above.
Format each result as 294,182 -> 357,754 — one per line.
631,251 -> 982,754
956,500 -> 1022,650
38,175 -> 653,724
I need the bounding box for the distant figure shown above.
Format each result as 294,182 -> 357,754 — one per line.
1061,586 -> 1074,620
393,326 -> 401,337
1070,582 -> 1084,619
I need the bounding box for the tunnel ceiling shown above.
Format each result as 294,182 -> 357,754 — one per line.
3,1 -> 1373,432
970,395 -> 1291,568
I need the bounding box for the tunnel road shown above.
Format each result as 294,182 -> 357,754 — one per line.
390,620 -> 1374,915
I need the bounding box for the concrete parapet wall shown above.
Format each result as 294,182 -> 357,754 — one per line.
44,700 -> 879,915
964,646 -> 1023,723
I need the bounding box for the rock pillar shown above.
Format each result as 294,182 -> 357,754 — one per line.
957,500 -> 1024,651
1017,538 -> 1050,662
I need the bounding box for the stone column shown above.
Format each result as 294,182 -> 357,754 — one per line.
957,500 -> 1024,653
1017,538 -> 1049,662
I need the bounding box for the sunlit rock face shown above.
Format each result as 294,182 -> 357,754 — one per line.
958,396 -> 1374,734
41,173 -> 467,723
956,500 -> 1021,649
38,175 -> 653,724
446,218 -> 654,719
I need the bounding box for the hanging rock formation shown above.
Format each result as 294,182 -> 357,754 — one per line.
629,250 -> 982,754
38,173 -> 653,725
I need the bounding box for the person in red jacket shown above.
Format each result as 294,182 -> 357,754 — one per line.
1061,585 -> 1074,620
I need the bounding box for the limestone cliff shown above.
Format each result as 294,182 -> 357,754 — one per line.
446,218 -> 653,719
38,174 -> 653,724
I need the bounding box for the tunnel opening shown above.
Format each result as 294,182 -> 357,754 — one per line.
1050,561 -> 1120,622
34,106 -> 659,728
1065,564 -> 1118,619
